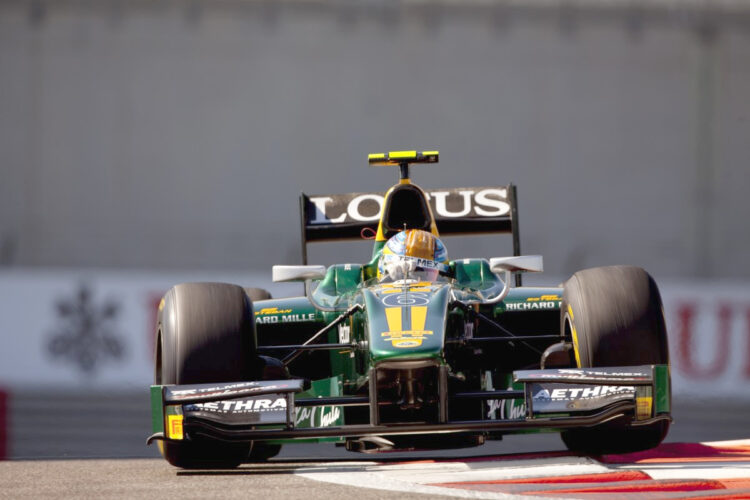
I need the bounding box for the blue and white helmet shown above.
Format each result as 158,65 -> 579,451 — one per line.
377,229 -> 449,281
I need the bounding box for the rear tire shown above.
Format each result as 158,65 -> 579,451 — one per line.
559,266 -> 670,455
156,282 -> 256,468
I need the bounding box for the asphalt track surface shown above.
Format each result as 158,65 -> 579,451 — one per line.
1,400 -> 748,499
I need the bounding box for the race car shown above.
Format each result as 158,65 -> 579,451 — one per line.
148,150 -> 671,468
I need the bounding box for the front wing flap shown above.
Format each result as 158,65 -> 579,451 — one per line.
148,364 -> 670,445
514,365 -> 670,418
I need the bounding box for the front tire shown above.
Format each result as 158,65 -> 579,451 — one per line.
559,266 -> 670,454
156,282 -> 256,468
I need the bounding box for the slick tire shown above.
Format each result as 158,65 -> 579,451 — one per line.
247,442 -> 283,461
559,266 -> 670,455
244,287 -> 272,302
155,282 -> 256,469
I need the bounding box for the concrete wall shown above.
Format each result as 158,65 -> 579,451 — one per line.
1,0 -> 749,279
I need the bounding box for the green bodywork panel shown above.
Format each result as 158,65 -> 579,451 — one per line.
254,258 -> 565,386
453,259 -> 504,296
150,385 -> 165,434
363,283 -> 451,363
654,364 -> 671,414
312,264 -> 365,310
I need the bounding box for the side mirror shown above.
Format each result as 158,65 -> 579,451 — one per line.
474,255 -> 543,306
272,265 -> 326,283
490,255 -> 543,274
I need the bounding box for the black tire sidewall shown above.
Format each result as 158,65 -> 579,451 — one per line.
562,266 -> 668,368
244,287 -> 272,302
156,282 -> 257,468
560,266 -> 670,454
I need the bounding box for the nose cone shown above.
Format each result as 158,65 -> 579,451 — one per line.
362,282 -> 450,363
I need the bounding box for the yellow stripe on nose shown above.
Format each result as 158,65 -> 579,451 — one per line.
411,306 -> 428,331
385,307 -> 402,332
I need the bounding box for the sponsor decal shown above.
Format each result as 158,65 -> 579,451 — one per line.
381,330 -> 434,348
185,397 -> 287,414
167,415 -> 183,440
506,301 -> 560,311
256,314 -> 316,324
338,324 -> 350,344
281,313 -> 316,323
295,405 -> 342,428
636,396 -> 653,420
171,381 -> 265,395
521,368 -> 651,382
257,316 -> 279,324
46,284 -> 126,375
500,400 -> 527,420
382,292 -> 431,307
507,295 -> 562,311
255,307 -> 316,324
486,398 -> 527,420
529,382 -> 638,413
533,388 -> 552,400
486,399 -> 502,419
534,385 -> 636,401
528,294 -> 561,302
307,187 -> 511,225
168,382 -> 293,401
308,193 -> 383,224
256,307 -> 292,315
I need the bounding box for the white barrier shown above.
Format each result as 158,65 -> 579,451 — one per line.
0,269 -> 299,389
0,270 -> 748,399
661,281 -> 750,400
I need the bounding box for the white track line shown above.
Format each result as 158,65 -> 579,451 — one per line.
295,461 -> 568,500
295,440 -> 750,499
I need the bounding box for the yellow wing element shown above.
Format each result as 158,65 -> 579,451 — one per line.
368,150 -> 439,166
369,149 -> 441,241
567,304 -> 582,368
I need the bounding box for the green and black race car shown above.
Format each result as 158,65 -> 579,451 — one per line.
149,151 -> 671,468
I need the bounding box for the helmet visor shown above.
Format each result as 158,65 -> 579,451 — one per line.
379,254 -> 447,282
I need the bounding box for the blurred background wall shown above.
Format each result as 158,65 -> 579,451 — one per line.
1,0 -> 749,278
1,0 -> 749,458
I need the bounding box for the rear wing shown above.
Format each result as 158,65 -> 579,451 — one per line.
300,185 -> 521,283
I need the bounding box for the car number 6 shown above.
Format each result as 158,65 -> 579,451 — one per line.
382,293 -> 430,307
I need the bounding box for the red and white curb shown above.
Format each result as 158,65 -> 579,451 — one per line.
295,440 -> 750,499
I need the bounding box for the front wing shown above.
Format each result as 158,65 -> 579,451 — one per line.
147,365 -> 670,445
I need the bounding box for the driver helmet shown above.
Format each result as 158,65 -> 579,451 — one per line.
378,229 -> 449,282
